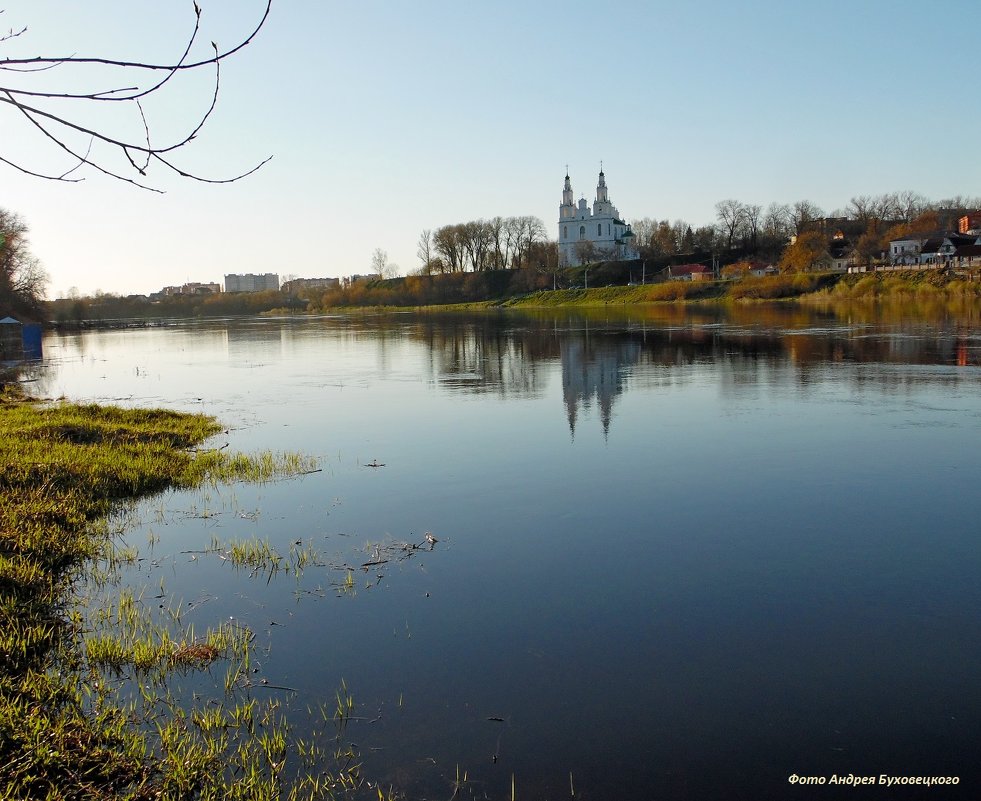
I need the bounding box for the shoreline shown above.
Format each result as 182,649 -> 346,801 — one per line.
0,389 -> 342,799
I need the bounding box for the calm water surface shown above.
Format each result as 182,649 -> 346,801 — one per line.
36,306 -> 981,799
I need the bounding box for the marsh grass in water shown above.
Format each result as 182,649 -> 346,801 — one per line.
0,389 -> 394,800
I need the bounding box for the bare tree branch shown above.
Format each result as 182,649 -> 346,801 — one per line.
0,152 -> 82,182
0,1 -> 273,189
0,10 -> 27,46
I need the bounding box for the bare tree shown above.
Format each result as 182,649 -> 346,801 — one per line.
715,199 -> 745,251
763,203 -> 790,232
370,247 -> 399,279
574,239 -> 597,266
742,204 -> 762,249
671,219 -> 692,252
0,2 -> 272,191
416,229 -> 434,275
433,224 -> 464,272
503,217 -> 524,269
630,217 -> 657,257
847,195 -> 876,227
894,190 -> 928,224
790,200 -> 823,234
459,220 -> 491,271
485,216 -> 506,270
517,216 -> 547,269
0,207 -> 48,316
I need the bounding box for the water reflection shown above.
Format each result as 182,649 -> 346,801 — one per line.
559,335 -> 636,437
395,307 -> 981,437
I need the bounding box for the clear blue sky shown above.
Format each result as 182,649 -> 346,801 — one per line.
3,0 -> 980,297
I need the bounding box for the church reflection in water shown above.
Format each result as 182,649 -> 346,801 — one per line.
417,306 -> 980,438
560,336 -> 639,438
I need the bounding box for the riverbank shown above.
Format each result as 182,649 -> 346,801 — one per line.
0,387 -> 345,800
497,270 -> 981,308
325,269 -> 978,315
44,269 -> 981,327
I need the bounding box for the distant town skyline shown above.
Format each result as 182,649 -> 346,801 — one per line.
3,0 -> 980,298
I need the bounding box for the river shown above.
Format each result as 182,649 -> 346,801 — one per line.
34,305 -> 981,799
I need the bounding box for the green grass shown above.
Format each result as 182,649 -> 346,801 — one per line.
0,388 -> 390,800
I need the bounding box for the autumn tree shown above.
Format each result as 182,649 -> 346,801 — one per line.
720,260 -> 753,279
779,230 -> 829,272
853,226 -> 887,267
0,2 -> 271,190
879,210 -> 942,253
653,220 -> 677,255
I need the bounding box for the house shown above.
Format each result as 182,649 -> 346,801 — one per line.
953,244 -> 981,270
667,263 -> 713,281
828,231 -> 855,272
918,237 -> 943,265
890,235 -> 926,265
889,231 -> 976,267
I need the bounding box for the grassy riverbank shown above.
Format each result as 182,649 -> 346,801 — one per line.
0,388 -> 359,800
393,269 -> 979,313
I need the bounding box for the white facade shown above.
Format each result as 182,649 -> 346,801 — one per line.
558,169 -> 638,267
889,237 -> 925,266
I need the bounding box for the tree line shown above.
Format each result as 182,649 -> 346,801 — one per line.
14,189 -> 981,325
628,192 -> 981,272
416,216 -> 555,274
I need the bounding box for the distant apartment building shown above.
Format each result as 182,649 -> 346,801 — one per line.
224,273 -> 280,293
281,277 -> 340,293
160,282 -> 221,296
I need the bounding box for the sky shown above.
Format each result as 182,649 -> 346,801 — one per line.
2,0 -> 980,298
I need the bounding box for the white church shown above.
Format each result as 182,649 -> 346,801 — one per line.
558,167 -> 638,267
